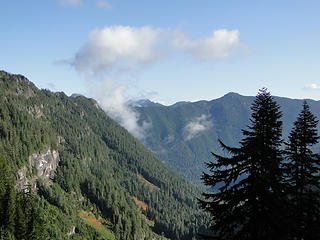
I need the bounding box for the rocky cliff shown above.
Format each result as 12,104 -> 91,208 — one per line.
14,147 -> 60,191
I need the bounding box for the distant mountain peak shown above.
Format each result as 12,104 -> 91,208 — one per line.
170,101 -> 190,108
223,92 -> 242,98
128,99 -> 163,107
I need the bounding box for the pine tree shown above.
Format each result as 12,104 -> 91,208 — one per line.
14,197 -> 27,240
284,100 -> 320,239
0,155 -> 16,236
199,88 -> 287,239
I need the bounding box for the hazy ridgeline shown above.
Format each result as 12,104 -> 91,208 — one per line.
0,71 -> 210,240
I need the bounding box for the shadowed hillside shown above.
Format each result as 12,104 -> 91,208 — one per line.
0,70 -> 209,240
136,93 -> 320,184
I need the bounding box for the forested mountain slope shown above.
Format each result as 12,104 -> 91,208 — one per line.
0,70 -> 209,240
136,93 -> 320,184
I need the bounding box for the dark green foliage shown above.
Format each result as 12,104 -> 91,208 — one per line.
136,93 -> 320,185
199,89 -> 287,239
284,101 -> 320,239
0,70 -> 209,239
137,93 -> 252,185
0,155 -> 48,240
0,73 -> 57,170
0,155 -> 16,235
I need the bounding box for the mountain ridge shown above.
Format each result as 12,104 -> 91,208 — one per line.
136,91 -> 320,185
132,91 -> 320,108
0,70 -> 209,240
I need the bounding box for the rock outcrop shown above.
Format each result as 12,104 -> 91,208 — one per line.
67,226 -> 76,238
14,147 -> 60,191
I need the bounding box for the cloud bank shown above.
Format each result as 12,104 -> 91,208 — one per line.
70,26 -> 166,140
73,26 -> 164,74
96,83 -> 151,139
71,26 -> 244,74
69,26 -> 244,139
184,114 -> 213,140
173,29 -> 241,61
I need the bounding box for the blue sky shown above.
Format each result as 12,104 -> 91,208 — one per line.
1,0 -> 320,105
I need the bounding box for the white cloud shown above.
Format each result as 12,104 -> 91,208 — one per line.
68,26 -> 245,139
173,29 -> 242,61
72,26 -> 164,74
70,26 -> 164,140
71,26 -> 245,74
96,0 -> 111,9
93,80 -> 151,140
184,114 -> 212,141
304,83 -> 320,90
57,0 -> 83,6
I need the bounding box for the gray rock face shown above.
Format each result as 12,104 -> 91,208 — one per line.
15,166 -> 31,190
29,147 -> 59,179
26,104 -> 44,118
67,226 -> 76,238
14,147 -> 60,191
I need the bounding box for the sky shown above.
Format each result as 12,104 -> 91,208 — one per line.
1,0 -> 320,108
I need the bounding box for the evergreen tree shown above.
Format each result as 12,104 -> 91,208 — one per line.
0,71 -> 210,240
14,198 -> 27,240
0,155 -> 16,236
199,88 -> 287,239
284,101 -> 320,239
